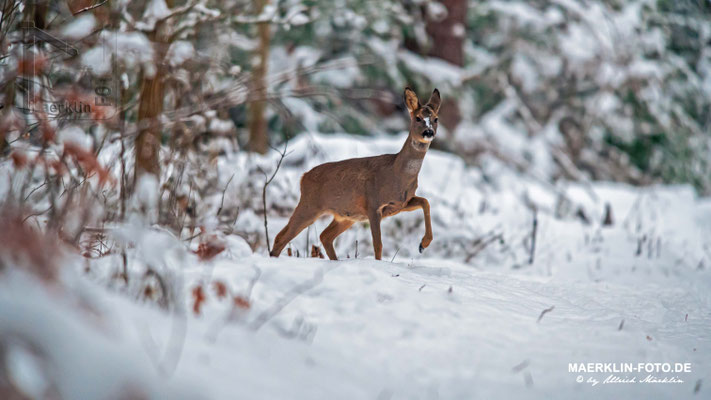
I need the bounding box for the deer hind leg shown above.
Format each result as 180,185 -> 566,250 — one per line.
401,196 -> 433,253
319,217 -> 355,260
270,203 -> 323,257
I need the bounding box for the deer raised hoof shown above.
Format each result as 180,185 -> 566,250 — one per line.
271,87 -> 441,261
419,231 -> 433,253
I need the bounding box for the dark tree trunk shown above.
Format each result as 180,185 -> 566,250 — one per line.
425,0 -> 467,132
135,72 -> 164,178
135,1 -> 173,180
426,0 -> 467,67
247,0 -> 271,154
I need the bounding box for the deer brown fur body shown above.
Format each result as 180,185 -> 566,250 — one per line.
270,87 -> 441,260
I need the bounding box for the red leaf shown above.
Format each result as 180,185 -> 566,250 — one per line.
233,296 -> 250,310
63,142 -> 114,186
40,120 -> 55,143
192,286 -> 206,315
213,281 -> 228,299
17,54 -> 48,77
194,236 -> 226,261
10,150 -> 28,168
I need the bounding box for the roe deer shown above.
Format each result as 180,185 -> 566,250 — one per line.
270,87 -> 441,260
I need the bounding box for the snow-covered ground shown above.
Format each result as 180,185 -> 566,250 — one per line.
2,133 -> 710,399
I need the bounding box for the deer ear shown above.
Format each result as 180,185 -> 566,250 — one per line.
404,87 -> 420,113
426,88 -> 441,113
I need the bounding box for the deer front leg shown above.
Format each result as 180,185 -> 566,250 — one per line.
367,208 -> 383,260
402,196 -> 433,253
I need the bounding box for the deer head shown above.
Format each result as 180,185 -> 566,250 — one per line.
404,87 -> 441,145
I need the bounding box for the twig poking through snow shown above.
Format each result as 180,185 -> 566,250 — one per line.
602,203 -> 614,226
305,226 -> 310,256
618,319 -> 625,331
636,235 -> 647,256
512,360 -> 529,373
390,247 -> 400,262
529,209 -> 538,265
537,306 -> 554,323
524,371 -> 534,387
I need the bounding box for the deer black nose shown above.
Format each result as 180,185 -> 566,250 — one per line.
423,129 -> 434,138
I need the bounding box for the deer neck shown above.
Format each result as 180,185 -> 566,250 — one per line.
394,133 -> 429,176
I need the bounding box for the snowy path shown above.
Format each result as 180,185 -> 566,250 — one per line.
111,252 -> 709,399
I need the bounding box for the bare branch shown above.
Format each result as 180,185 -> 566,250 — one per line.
216,173 -> 235,217
260,141 -> 289,254
72,0 -> 109,16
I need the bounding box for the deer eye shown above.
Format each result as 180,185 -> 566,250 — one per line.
415,117 -> 422,122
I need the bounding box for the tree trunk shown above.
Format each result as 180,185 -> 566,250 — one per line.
135,72 -> 164,178
247,0 -> 271,154
426,0 -> 467,67
0,81 -> 12,154
426,0 -> 466,133
134,1 -> 173,180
